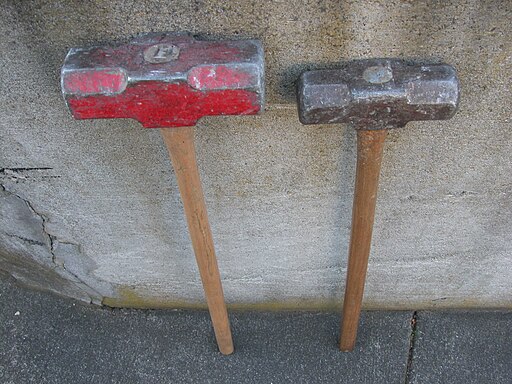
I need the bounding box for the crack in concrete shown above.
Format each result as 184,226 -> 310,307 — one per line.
0,167 -> 60,182
0,167 -> 53,172
1,184 -> 104,304
10,185 -> 57,261
5,233 -> 45,246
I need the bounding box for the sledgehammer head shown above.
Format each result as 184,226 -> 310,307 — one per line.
61,33 -> 264,128
297,59 -> 459,129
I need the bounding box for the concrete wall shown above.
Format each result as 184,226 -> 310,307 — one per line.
1,0 -> 511,309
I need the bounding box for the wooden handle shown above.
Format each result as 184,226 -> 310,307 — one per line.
161,127 -> 234,355
340,129 -> 387,351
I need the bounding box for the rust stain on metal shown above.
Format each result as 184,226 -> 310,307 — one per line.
297,59 -> 460,130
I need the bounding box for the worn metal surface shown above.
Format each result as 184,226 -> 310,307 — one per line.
62,33 -> 264,128
297,59 -> 459,129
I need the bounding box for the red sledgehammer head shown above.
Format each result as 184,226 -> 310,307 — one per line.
61,33 -> 264,128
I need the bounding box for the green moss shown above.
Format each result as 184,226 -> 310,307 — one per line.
102,286 -> 344,311
101,286 -> 512,311
102,286 -> 207,309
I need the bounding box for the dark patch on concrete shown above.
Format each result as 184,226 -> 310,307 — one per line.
0,277 -> 411,383
0,250 -> 93,304
409,311 -> 512,384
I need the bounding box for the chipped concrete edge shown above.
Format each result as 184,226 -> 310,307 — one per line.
0,183 -> 112,305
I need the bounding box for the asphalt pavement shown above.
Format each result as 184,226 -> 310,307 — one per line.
1,275 -> 510,383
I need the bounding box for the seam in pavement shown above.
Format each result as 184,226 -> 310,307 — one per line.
404,310 -> 418,384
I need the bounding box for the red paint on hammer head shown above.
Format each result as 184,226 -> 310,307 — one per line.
62,69 -> 127,95
68,81 -> 260,128
61,33 -> 264,128
187,65 -> 257,91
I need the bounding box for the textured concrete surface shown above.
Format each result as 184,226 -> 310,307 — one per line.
1,1 -> 511,308
0,276 -> 412,384
409,311 -> 512,384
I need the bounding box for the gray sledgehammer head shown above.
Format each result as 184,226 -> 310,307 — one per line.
297,59 -> 460,129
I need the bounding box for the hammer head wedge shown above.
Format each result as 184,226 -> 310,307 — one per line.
61,33 -> 264,128
297,59 -> 459,129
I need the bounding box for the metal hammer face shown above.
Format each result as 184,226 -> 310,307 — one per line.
297,59 -> 459,129
61,33 -> 264,128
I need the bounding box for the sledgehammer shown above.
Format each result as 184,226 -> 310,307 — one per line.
61,33 -> 264,355
297,59 -> 459,351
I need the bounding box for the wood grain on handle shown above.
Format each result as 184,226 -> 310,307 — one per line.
161,127 -> 234,355
340,129 -> 387,352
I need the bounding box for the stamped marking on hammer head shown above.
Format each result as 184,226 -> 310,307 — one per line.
61,33 -> 264,128
143,43 -> 180,63
297,59 -> 460,129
